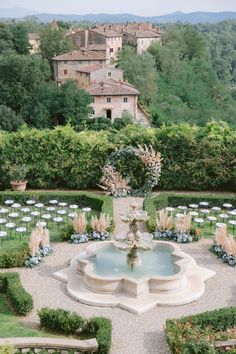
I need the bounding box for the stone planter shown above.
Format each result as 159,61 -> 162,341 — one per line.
10,180 -> 27,191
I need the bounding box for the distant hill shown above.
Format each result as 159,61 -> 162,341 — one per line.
1,8 -> 236,24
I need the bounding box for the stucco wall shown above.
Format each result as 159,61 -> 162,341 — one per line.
137,37 -> 162,54
91,95 -> 137,122
54,59 -> 106,83
91,67 -> 123,83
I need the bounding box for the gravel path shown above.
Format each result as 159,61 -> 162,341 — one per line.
5,197 -> 236,354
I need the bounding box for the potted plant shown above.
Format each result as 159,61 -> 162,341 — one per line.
9,164 -> 29,191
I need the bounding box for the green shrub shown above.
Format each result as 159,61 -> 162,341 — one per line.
0,273 -> 33,316
38,308 -> 112,354
0,243 -> 29,268
0,122 -> 235,191
60,223 -> 74,241
166,307 -> 236,354
86,317 -> 112,354
38,308 -> 85,334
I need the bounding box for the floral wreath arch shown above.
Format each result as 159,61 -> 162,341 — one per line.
99,145 -> 162,197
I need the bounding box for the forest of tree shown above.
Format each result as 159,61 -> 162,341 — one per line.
0,18 -> 236,131
117,23 -> 236,127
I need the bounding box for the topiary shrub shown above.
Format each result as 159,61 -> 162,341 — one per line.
38,308 -> 112,354
0,272 -> 33,316
38,308 -> 85,334
0,244 -> 29,268
86,317 -> 112,354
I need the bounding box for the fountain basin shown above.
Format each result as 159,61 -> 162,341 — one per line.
54,241 -> 216,313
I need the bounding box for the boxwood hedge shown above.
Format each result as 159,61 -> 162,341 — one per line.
0,272 -> 33,315
38,308 -> 112,354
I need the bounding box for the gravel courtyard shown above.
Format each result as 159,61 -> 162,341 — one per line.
14,198 -> 236,353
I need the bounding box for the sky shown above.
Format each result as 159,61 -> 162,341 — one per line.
1,0 -> 236,16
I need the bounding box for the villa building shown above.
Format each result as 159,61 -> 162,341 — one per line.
52,49 -> 107,85
69,28 -> 122,63
28,33 -> 40,54
88,79 -> 140,121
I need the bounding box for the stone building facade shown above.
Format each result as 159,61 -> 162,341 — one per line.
52,49 -> 107,85
69,29 -> 122,63
76,66 -> 123,89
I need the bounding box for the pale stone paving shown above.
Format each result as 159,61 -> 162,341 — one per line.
4,197 -> 236,354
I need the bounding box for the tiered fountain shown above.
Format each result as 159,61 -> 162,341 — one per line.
54,204 -> 215,314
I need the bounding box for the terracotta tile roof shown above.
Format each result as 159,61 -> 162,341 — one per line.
125,30 -> 162,38
87,79 -> 140,96
87,43 -> 107,51
76,65 -> 104,73
90,28 -> 122,38
52,50 -> 106,61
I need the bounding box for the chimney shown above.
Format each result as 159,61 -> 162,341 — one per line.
156,26 -> 160,33
103,27 -> 106,32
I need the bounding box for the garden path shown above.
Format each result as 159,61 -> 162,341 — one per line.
112,197 -> 146,235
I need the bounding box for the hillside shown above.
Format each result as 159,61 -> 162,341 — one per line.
1,8 -> 236,24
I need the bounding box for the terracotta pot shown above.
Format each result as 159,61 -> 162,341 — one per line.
10,180 -> 28,191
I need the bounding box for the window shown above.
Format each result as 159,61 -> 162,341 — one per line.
110,48 -> 114,53
107,97 -> 111,103
124,97 -> 128,103
92,110 -> 95,115
64,69 -> 68,75
64,60 -> 67,64
92,97 -> 95,103
108,72 -> 112,77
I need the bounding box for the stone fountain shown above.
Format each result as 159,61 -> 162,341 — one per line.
54,203 -> 216,314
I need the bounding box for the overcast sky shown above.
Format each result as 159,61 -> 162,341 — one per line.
1,0 -> 236,16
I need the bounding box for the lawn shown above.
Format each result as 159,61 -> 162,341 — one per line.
0,189 -> 113,250
0,295 -> 51,338
144,193 -> 236,238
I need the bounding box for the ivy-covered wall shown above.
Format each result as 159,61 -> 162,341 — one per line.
0,122 -> 235,191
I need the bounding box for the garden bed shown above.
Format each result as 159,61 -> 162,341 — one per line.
166,307 -> 236,353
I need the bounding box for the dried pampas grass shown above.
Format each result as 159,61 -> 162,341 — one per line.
215,224 -> 228,247
73,213 -> 87,234
156,209 -> 173,231
175,213 -> 191,233
91,213 -> 111,233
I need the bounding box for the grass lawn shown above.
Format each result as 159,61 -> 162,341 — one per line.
0,295 -> 47,338
0,205 -> 98,250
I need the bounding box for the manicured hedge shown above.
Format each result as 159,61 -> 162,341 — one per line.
0,243 -> 29,268
38,308 -> 112,354
144,193 -> 236,232
0,272 -> 33,315
166,307 -> 236,353
0,122 -> 235,192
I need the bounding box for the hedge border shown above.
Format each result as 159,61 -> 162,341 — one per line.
0,272 -> 33,316
38,308 -> 112,354
166,306 -> 236,353
144,193 -> 236,232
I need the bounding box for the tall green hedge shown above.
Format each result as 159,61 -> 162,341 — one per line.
0,122 -> 235,191
0,272 -> 33,315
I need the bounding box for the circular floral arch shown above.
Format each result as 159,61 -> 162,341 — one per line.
99,145 -> 162,197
